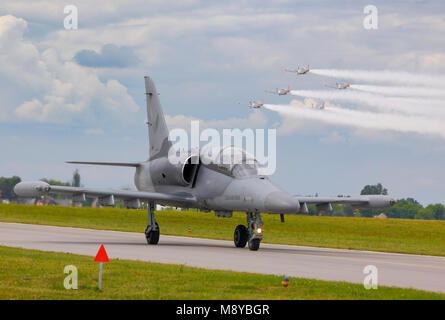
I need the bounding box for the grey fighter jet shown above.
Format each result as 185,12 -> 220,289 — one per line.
14,76 -> 395,251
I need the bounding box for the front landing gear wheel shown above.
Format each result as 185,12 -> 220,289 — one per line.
234,225 -> 248,248
145,222 -> 160,245
248,238 -> 260,251
246,212 -> 263,251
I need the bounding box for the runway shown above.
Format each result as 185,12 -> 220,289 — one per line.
1,222 -> 445,293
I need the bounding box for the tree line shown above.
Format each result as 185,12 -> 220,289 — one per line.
307,183 -> 445,220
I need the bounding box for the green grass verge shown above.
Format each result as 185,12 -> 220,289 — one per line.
0,245 -> 443,299
1,204 -> 445,256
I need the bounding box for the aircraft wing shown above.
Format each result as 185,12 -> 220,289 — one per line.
14,181 -> 197,208
295,195 -> 395,211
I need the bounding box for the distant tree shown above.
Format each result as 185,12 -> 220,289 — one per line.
383,199 -> 422,219
424,204 -> 445,220
331,204 -> 347,217
72,169 -> 81,187
360,183 -> 389,217
0,176 -> 22,199
307,205 -> 318,216
415,207 -> 435,220
343,205 -> 354,217
360,183 -> 388,195
406,197 -> 420,205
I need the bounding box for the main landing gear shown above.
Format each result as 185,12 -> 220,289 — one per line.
234,212 -> 263,251
145,202 -> 160,244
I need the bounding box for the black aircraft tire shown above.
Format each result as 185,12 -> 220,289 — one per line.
145,222 -> 160,245
248,238 -> 260,251
234,225 -> 248,248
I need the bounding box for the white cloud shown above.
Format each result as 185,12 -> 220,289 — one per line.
420,53 -> 445,70
0,1 -> 199,25
0,15 -> 139,124
39,11 -> 298,65
320,131 -> 345,144
211,37 -> 290,70
165,110 -> 268,131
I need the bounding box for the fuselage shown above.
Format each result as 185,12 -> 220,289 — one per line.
134,158 -> 300,214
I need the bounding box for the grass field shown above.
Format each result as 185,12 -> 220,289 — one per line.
1,204 -> 445,256
0,245 -> 443,299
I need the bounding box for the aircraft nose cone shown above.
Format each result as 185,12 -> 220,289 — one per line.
265,191 -> 300,214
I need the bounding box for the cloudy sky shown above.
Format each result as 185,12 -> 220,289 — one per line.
1,0 -> 444,204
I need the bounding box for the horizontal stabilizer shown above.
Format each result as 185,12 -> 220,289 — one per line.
66,161 -> 140,167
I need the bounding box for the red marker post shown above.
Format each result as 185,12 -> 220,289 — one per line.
94,244 -> 109,290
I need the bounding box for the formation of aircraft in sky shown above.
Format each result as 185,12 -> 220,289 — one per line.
244,65 -> 352,110
14,76 -> 395,251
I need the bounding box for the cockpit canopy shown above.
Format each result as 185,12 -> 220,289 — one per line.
199,146 -> 260,178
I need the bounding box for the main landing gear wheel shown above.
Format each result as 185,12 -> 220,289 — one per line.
145,222 -> 160,245
145,201 -> 160,245
248,238 -> 260,251
234,225 -> 248,248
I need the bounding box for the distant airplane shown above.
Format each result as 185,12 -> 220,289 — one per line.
284,65 -> 310,75
313,101 -> 326,110
248,98 -> 264,109
265,85 -> 291,96
325,81 -> 350,90
14,76 -> 395,251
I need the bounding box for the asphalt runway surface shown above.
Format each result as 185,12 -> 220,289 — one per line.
1,222 -> 444,293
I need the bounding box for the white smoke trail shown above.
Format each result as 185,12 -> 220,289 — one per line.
351,84 -> 445,99
311,69 -> 445,88
263,103 -> 445,139
290,90 -> 445,118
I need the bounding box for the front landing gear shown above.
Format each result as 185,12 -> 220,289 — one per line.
145,202 -> 160,245
233,212 -> 263,251
247,212 -> 263,251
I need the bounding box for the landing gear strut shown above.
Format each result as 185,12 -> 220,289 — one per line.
247,212 -> 263,251
145,202 -> 160,244
233,212 -> 263,251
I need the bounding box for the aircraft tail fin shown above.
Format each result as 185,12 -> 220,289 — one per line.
144,76 -> 172,158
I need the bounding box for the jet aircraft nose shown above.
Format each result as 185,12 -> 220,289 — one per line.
264,191 -> 300,214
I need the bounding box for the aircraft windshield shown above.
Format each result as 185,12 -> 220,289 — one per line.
231,163 -> 258,178
200,146 -> 259,178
